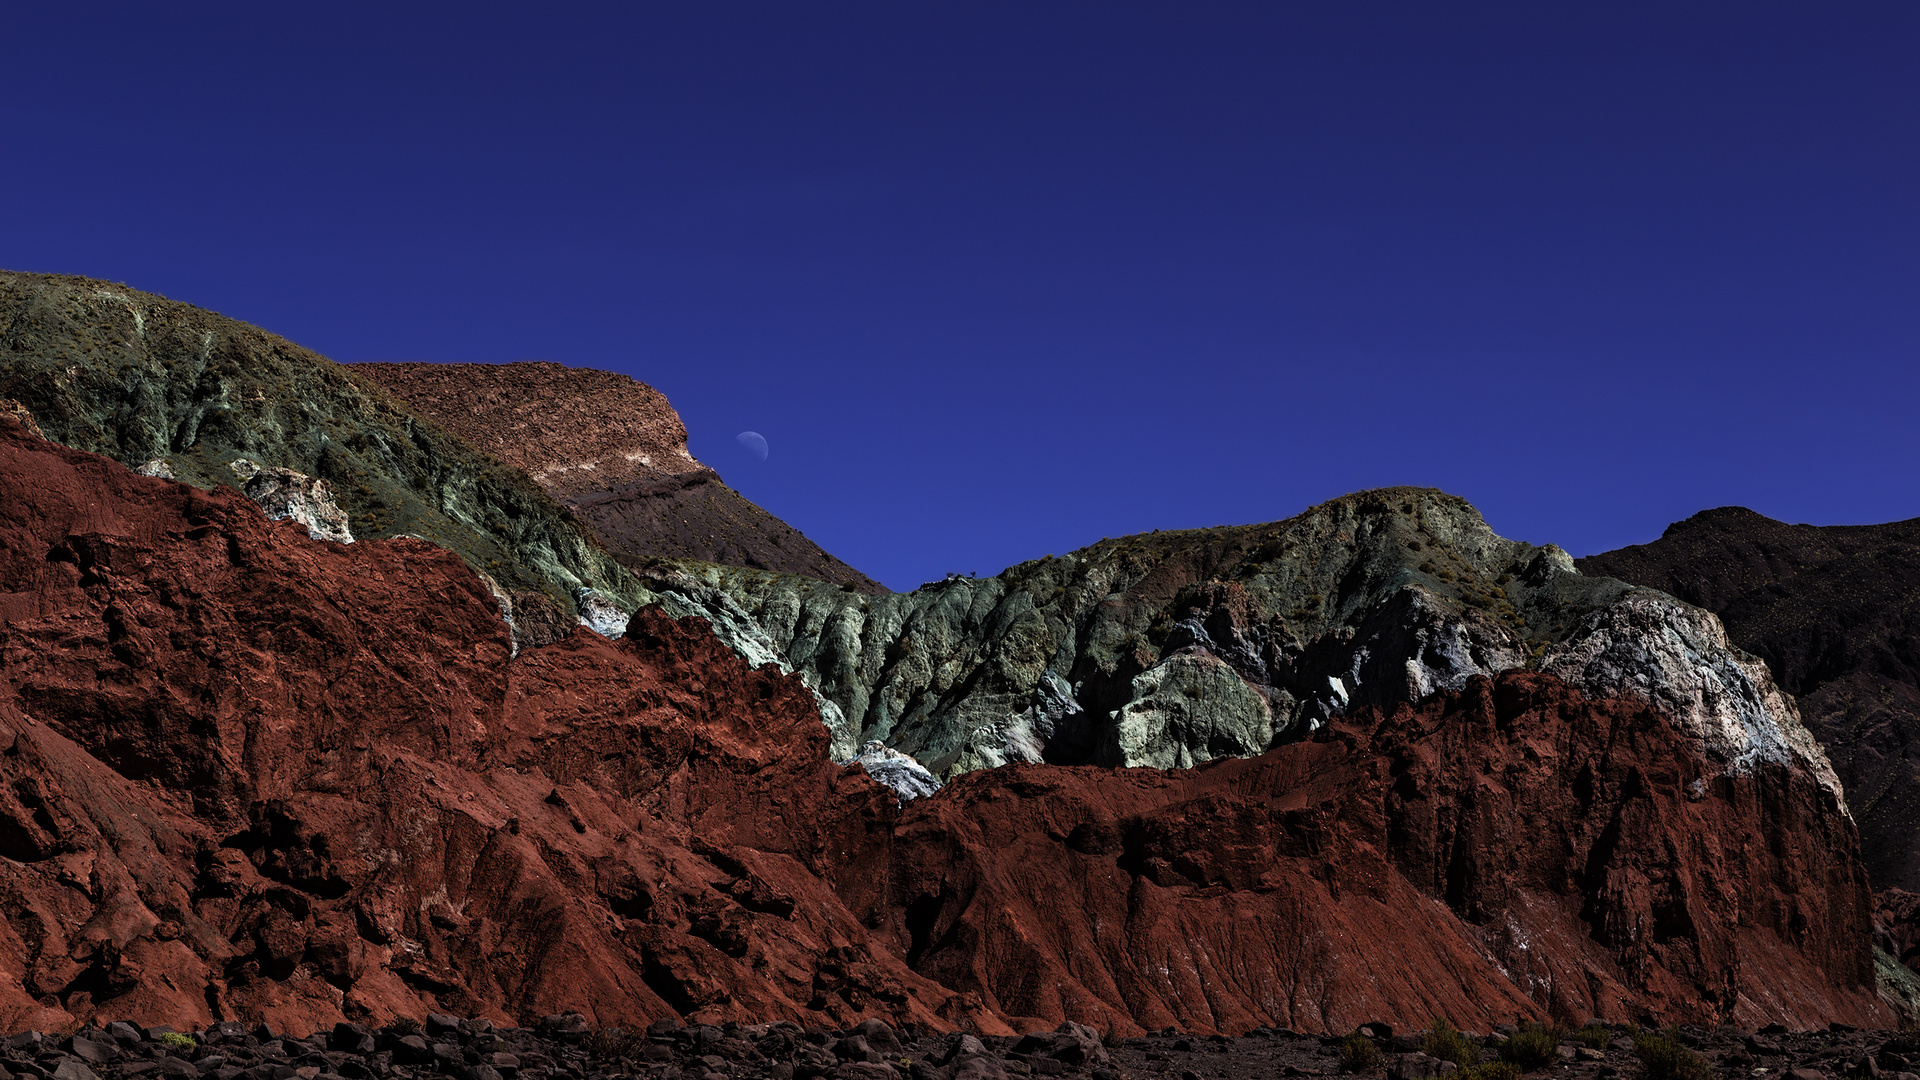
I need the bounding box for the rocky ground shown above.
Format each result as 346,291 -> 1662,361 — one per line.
14,1015 -> 1920,1080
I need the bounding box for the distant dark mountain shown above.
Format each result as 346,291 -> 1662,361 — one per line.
354,362 -> 885,593
1581,508 -> 1920,891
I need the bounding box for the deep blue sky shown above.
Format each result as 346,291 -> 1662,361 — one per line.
6,4 -> 1916,590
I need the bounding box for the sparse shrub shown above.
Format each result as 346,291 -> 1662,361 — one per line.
587,1027 -> 643,1059
1633,1030 -> 1711,1080
159,1033 -> 197,1050
1423,1018 -> 1480,1069
1571,1025 -> 1609,1051
1497,1022 -> 1565,1070
1459,1063 -> 1522,1080
390,1016 -> 424,1036
1339,1031 -> 1380,1073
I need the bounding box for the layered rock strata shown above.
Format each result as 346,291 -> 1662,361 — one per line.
1580,508 -> 1920,894
353,362 -> 883,593
865,672 -> 1881,1033
0,416 -> 1889,1033
630,490 -> 1837,810
0,272 -> 640,622
0,413 -> 983,1036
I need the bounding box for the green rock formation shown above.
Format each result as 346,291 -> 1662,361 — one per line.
629,488 -> 1632,768
0,271 -> 641,614
633,487 -> 1839,798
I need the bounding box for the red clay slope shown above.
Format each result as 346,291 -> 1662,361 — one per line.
0,413 -> 1892,1034
0,413 -> 984,1036
871,674 -> 1884,1033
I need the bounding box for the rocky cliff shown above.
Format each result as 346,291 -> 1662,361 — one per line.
353,362 -> 883,593
871,672 -> 1880,1033
0,272 -> 642,625
0,412 -> 982,1036
0,415 -> 1890,1033
1579,508 -> 1920,894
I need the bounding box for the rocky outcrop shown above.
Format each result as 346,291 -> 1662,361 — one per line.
572,587 -> 633,639
0,416 -> 1889,1033
353,362 -> 883,593
630,491 -> 1838,813
228,459 -> 354,543
0,272 -> 641,625
1580,509 -> 1920,892
347,363 -> 701,502
845,741 -> 941,803
0,413 -> 989,1036
867,672 -> 1884,1033
1,399 -> 43,438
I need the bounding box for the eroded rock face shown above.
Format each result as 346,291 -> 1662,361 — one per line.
1580,509 -> 1920,893
0,414 -> 991,1036
1097,650 -> 1275,770
0,417 -> 1890,1034
631,490 -> 1837,810
354,361 -> 884,593
1538,594 -> 1841,801
845,741 -> 941,802
867,673 -> 1886,1034
572,586 -> 633,639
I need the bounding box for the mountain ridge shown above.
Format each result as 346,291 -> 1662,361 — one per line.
352,361 -> 885,593
0,411 -> 1885,1032
1581,508 -> 1920,893
0,267 -> 1901,1032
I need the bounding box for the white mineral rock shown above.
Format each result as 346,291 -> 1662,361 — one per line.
228,459 -> 353,543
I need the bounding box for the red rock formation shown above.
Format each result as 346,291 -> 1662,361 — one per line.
350,362 -> 702,502
353,362 -> 884,592
0,413 -> 981,1036
0,414 -> 1892,1035
861,673 -> 1887,1034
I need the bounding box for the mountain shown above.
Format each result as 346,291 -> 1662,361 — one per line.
0,414 -> 1888,1033
0,272 -> 643,629
630,490 -> 1840,796
1579,508 -> 1920,894
0,269 -> 1898,1032
353,362 -> 884,593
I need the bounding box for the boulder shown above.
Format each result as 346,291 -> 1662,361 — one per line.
573,586 -> 632,638
845,742 -> 941,802
1011,1023 -> 1108,1067
229,458 -> 354,543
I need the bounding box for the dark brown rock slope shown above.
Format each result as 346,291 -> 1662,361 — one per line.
1579,508 -> 1920,893
0,417 -> 1892,1034
353,362 -> 883,593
